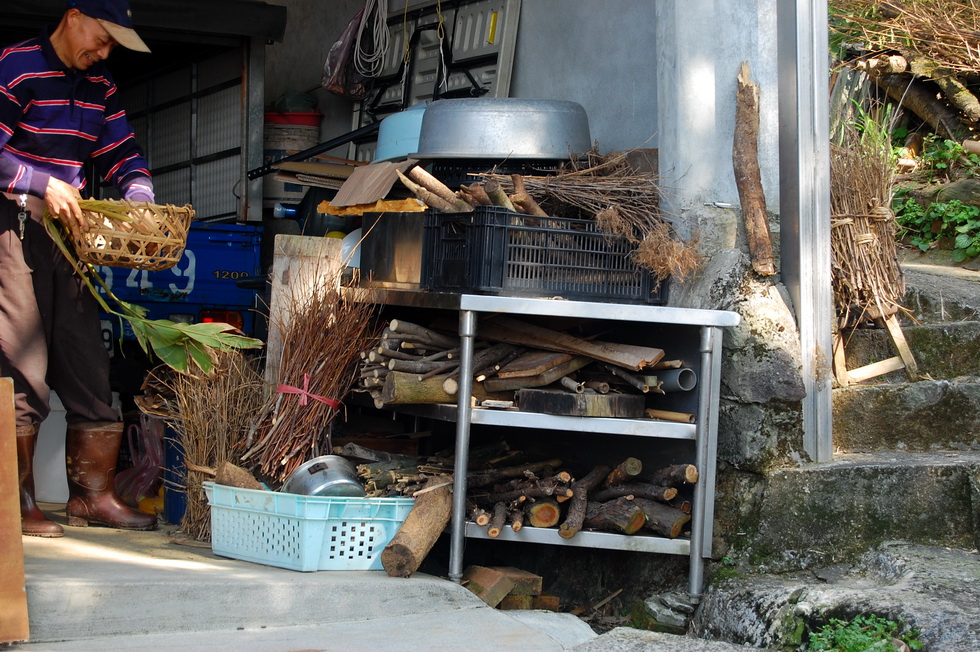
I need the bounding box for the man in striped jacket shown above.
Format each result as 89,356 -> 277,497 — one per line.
1,0 -> 158,537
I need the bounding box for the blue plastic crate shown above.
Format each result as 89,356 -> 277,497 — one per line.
203,482 -> 414,572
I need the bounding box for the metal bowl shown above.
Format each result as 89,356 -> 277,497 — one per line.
413,98 -> 591,160
281,455 -> 365,497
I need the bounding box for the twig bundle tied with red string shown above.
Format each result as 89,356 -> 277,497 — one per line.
242,269 -> 380,484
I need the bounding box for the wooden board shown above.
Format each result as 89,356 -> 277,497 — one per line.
496,351 -> 574,379
483,357 -> 592,393
481,316 -> 664,371
517,387 -> 645,418
264,235 -> 342,385
0,378 -> 30,644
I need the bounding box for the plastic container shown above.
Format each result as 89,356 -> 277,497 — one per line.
203,482 -> 414,572
421,206 -> 669,305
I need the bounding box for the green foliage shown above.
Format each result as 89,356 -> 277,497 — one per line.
894,197 -> 980,260
806,614 -> 922,651
919,136 -> 980,180
43,213 -> 263,374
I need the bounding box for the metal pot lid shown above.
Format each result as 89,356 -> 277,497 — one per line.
413,98 -> 591,160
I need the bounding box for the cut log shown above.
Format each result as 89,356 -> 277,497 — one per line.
873,72 -> 970,141
488,502 -> 508,538
408,165 -> 475,211
558,465 -> 610,539
380,371 -> 511,406
648,464 -> 698,487
633,497 -> 691,538
397,169 -> 474,213
484,357 -> 593,392
467,459 -> 562,488
214,461 -> 264,490
526,498 -> 561,528
509,506 -> 524,532
733,61 -> 776,276
380,476 -> 452,578
458,182 -> 492,206
484,179 -> 516,211
471,505 -> 491,527
510,174 -> 548,217
584,497 -> 647,535
480,316 -> 665,371
603,457 -> 643,487
591,482 -> 677,504
388,319 -> 458,350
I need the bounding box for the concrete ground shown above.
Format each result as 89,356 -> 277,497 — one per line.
15,504 -> 598,651
13,505 -> 759,651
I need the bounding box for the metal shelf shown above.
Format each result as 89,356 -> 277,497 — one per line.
463,522 -> 691,555
386,402 -> 696,439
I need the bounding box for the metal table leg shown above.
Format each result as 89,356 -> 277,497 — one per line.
448,309 -> 478,582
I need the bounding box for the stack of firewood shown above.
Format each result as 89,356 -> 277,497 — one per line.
353,441 -> 694,541
353,317 -> 698,424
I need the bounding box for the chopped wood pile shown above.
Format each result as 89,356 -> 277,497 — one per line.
396,150 -> 698,283
354,318 -> 698,422
347,440 -> 695,541
831,1 -> 980,140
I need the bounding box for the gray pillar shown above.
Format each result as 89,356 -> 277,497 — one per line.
777,0 -> 834,462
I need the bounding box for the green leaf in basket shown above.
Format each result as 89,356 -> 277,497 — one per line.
42,209 -> 263,375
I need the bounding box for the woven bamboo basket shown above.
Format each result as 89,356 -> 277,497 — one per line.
73,201 -> 194,271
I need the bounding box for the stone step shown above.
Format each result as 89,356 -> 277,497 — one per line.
715,452 -> 980,574
840,321 -> 980,383
694,542 -> 980,651
900,266 -> 980,324
833,378 -> 980,452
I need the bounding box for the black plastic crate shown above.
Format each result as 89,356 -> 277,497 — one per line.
422,206 -> 668,305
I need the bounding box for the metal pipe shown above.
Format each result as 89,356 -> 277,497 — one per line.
657,367 -> 698,392
448,309 -> 478,583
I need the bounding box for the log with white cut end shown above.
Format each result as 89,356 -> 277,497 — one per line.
381,476 -> 453,578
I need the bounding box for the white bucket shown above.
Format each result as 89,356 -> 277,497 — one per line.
263,122 -> 320,208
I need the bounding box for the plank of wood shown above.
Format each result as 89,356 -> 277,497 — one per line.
483,356 -> 592,392
0,378 -> 30,645
480,316 -> 665,371
461,566 -> 516,607
883,314 -> 919,380
846,356 -> 906,384
265,235 -> 343,385
496,351 -> 574,378
517,387 -> 646,418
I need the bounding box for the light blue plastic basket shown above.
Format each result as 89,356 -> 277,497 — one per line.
203,481 -> 414,572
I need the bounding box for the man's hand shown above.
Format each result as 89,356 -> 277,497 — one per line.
44,177 -> 85,239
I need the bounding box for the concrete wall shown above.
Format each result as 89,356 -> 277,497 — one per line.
262,1 -> 781,214
508,1 -> 659,154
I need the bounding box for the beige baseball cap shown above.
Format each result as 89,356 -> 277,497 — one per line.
68,0 -> 150,53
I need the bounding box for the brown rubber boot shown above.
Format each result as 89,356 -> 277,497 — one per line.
16,424 -> 65,537
65,421 -> 157,530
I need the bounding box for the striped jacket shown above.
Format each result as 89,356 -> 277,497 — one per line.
0,28 -> 153,201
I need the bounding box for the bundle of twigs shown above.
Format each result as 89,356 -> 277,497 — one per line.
137,351 -> 265,542
831,0 -> 980,73
830,119 -> 906,327
242,270 -> 379,484
484,150 -> 699,283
